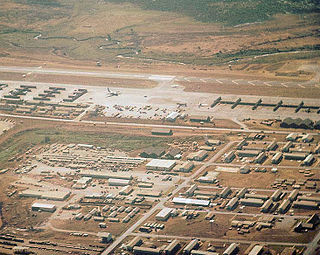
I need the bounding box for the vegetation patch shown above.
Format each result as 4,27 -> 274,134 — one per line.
0,128 -> 172,165
106,0 -> 320,25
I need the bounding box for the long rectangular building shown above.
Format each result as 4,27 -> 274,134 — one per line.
223,243 -> 239,255
261,199 -> 273,213
237,150 -> 261,157
20,189 -> 70,201
183,239 -> 199,255
156,208 -> 172,221
133,247 -> 161,255
172,197 -> 210,207
146,159 -> 176,171
240,198 -> 264,207
80,170 -> 133,180
293,201 -> 319,210
165,239 -> 180,255
32,202 -> 56,212
279,199 -> 291,214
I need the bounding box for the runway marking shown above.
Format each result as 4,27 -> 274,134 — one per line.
298,84 -> 305,88
264,82 -> 272,87
281,83 -> 288,88
200,79 -> 207,83
184,78 -> 192,82
248,81 -> 256,86
216,79 -> 223,84
232,80 -> 239,85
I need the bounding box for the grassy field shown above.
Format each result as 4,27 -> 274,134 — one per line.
0,128 -> 172,166
0,0 -> 319,72
107,0 -> 319,25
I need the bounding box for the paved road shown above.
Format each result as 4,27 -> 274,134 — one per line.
304,230 -> 320,255
102,141 -> 236,254
209,162 -> 320,171
130,232 -> 308,246
196,185 -> 320,195
178,208 -> 309,219
1,112 -> 317,136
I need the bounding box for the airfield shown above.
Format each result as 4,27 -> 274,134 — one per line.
0,65 -> 320,255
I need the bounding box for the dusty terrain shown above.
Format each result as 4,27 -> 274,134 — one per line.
0,0 -> 319,79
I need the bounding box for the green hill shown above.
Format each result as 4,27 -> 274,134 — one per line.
106,0 -> 320,25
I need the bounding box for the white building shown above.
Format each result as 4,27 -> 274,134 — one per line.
146,159 -> 176,171
156,208 -> 172,221
31,202 -> 56,212
166,111 -> 179,122
108,178 -> 131,186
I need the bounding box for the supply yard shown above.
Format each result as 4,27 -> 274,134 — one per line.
0,114 -> 320,254
1,0 -> 320,254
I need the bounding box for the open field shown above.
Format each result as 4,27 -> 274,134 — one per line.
0,127 -> 173,167
0,1 -> 320,253
0,0 -> 319,76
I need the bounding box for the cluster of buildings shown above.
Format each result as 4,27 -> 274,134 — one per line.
281,118 -> 320,130
126,236 -> 296,255
0,84 -> 88,118
223,134 -> 319,167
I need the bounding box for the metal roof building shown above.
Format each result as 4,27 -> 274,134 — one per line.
292,201 -> 319,210
146,159 -> 176,171
220,187 -> 232,198
133,246 -> 161,255
279,199 -> 291,214
223,243 -> 239,255
284,153 -> 307,160
80,170 -> 133,180
31,202 -> 56,213
183,239 -> 199,255
286,133 -> 299,141
127,237 -> 143,251
226,197 -> 239,211
303,154 -> 315,166
151,128 -> 173,136
164,239 -> 181,255
236,188 -> 247,198
172,197 -> 210,207
248,245 -> 264,255
261,199 -> 273,213
236,150 -> 261,157
187,150 -> 208,161
175,161 -> 194,173
282,141 -> 293,152
298,196 -> 320,204
271,190 -> 282,202
272,152 -> 283,164
20,189 -> 70,201
191,251 -> 219,255
266,140 -> 278,151
288,189 -> 299,201
108,178 -> 131,186
240,198 -> 264,207
224,150 -> 236,163
166,111 -> 180,122
156,208 -> 172,221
